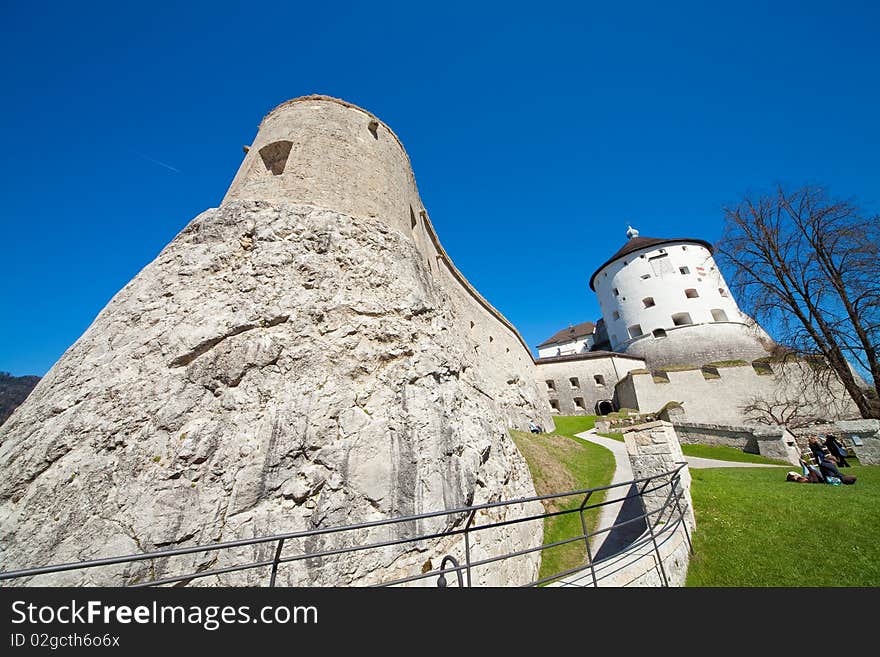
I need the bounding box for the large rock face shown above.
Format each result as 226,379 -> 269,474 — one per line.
0,200 -> 544,585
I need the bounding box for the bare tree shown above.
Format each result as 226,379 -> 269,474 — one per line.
741,394 -> 818,429
717,185 -> 880,419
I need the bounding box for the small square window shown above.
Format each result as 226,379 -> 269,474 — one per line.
573,397 -> 586,410
549,399 -> 560,412
643,297 -> 655,308
719,287 -> 729,297
627,324 -> 643,339
569,377 -> 580,389
613,288 -> 619,296
679,266 -> 690,275
546,380 -> 556,391
594,374 -> 606,386
685,288 -> 699,299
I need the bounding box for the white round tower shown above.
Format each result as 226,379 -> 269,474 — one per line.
589,227 -> 772,368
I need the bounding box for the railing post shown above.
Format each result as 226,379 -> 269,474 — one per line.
643,475 -> 669,587
463,509 -> 477,588
269,538 -> 285,587
578,492 -> 599,587
670,473 -> 693,554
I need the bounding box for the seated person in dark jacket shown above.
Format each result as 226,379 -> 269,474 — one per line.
824,434 -> 851,467
808,437 -> 855,483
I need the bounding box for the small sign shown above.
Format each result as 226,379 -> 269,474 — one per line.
851,435 -> 864,446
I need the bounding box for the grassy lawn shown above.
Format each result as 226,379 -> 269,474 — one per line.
679,443 -> 787,465
686,465 -> 880,586
549,415 -> 595,435
511,417 -> 615,582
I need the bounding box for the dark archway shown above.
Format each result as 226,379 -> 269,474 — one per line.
596,400 -> 614,415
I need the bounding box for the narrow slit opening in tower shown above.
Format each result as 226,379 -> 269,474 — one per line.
259,141 -> 293,175
410,206 -> 417,230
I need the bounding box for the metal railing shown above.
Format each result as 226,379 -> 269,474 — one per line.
0,464 -> 691,588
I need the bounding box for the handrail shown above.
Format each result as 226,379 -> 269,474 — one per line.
0,463 -> 690,587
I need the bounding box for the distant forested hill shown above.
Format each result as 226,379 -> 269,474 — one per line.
0,372 -> 41,426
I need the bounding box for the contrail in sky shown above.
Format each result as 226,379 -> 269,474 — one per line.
132,151 -> 182,174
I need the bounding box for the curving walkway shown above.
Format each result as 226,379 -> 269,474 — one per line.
573,429 -> 782,558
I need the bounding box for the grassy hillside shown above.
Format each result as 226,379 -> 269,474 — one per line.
511,416 -> 615,582
686,465 -> 880,586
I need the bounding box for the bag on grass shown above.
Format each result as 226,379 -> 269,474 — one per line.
825,476 -> 842,486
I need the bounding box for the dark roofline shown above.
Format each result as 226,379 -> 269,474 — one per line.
588,237 -> 714,290
536,322 -> 596,348
535,351 -> 647,365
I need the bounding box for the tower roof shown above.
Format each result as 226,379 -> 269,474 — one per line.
588,232 -> 714,290
537,321 -> 596,348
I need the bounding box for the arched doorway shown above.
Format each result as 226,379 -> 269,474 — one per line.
596,400 -> 614,416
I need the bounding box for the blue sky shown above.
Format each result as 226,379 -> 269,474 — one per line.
2,1 -> 878,376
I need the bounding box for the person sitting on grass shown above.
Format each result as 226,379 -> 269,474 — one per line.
825,433 -> 851,467
528,420 -> 542,434
807,437 -> 856,485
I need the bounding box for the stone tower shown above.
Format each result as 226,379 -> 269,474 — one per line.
0,96 -> 547,585
589,227 -> 772,368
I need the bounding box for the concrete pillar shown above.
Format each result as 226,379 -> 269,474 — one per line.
623,420 -> 695,531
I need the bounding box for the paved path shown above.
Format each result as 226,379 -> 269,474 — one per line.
573,429 -> 784,558
573,430 -> 642,559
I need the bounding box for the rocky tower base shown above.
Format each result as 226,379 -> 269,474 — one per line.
0,201 -> 543,585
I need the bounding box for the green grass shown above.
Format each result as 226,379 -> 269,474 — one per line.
679,443 -> 788,465
686,465 -> 880,586
511,419 -> 615,582
549,415 -> 595,435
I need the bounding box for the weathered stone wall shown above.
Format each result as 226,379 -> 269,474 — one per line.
622,421 -> 694,587
615,361 -> 860,426
620,322 -> 771,369
673,421 -> 801,465
0,96 -> 550,585
791,419 -> 880,465
534,354 -> 646,416
223,96 -> 550,434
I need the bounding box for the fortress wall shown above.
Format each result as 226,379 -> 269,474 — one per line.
616,362 -> 860,425
224,96 -> 421,236
534,356 -> 646,416
620,321 -> 770,369
223,96 -> 550,432
0,97 -> 551,586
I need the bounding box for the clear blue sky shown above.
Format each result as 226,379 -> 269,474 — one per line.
2,1 -> 878,376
